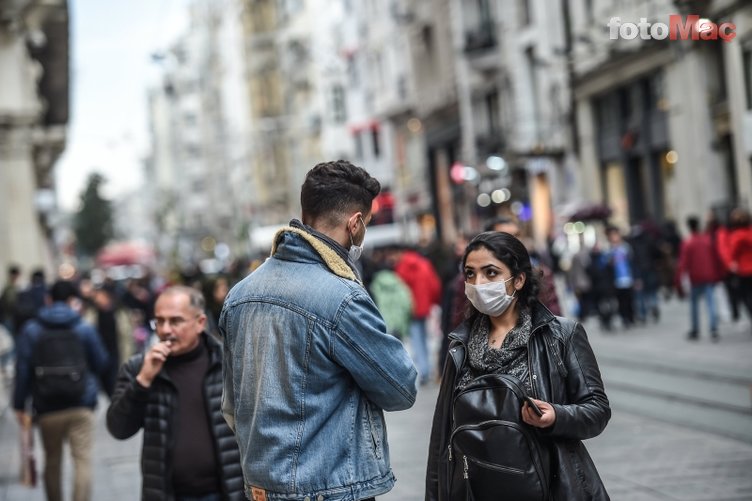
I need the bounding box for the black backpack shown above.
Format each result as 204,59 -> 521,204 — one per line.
448,372 -> 552,501
31,328 -> 88,407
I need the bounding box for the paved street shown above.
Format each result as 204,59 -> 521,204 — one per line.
1,295 -> 751,500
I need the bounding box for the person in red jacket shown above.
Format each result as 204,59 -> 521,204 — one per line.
711,210 -> 742,322
676,216 -> 725,340
393,247 -> 442,385
727,208 -> 752,330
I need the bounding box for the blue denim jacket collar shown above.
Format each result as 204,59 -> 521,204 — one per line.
272,221 -> 362,284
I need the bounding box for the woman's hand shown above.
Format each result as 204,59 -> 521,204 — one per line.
522,398 -> 556,429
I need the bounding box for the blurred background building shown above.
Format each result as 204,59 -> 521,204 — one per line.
0,0 -> 69,276
1,0 -> 751,275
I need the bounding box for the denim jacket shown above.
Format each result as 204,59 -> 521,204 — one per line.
220,225 -> 418,501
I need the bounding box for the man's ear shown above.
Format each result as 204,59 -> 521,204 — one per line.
348,212 -> 363,232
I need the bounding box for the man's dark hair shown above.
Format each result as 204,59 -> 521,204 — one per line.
8,265 -> 20,277
31,268 -> 45,284
300,160 -> 380,226
49,280 -> 80,303
686,216 -> 700,233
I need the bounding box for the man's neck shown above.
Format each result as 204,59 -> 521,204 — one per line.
301,219 -> 349,249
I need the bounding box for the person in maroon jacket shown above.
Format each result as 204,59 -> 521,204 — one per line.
676,216 -> 725,341
393,247 -> 442,385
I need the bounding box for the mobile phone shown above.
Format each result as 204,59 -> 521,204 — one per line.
524,396 -> 543,417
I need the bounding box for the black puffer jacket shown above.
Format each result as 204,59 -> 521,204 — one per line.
426,302 -> 611,500
107,333 -> 245,501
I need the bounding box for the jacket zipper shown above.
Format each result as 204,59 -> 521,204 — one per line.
465,455 -> 525,475
526,319 -> 554,399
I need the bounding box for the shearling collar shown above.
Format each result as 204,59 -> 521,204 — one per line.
271,225 -> 361,284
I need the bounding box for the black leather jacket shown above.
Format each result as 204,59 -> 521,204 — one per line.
426,302 -> 611,500
107,334 -> 245,501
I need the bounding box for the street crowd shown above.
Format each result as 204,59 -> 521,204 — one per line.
1,161 -> 751,501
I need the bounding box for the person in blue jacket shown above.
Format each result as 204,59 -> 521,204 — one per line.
14,279 -> 109,501
220,160 -> 418,501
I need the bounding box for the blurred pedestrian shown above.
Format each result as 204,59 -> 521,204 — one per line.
588,243 -> 617,331
0,264 -> 21,373
727,208 -> 752,330
220,160 -> 417,501
676,216 -> 724,341
13,280 -> 109,501
82,287 -> 131,397
107,286 -> 244,501
202,275 -> 229,339
14,268 -> 47,333
566,236 -> 593,322
657,220 -> 682,298
369,251 -> 413,340
712,209 -> 741,322
394,245 -> 443,385
438,233 -> 472,377
0,264 -> 21,332
604,226 -> 636,328
426,232 -> 611,500
630,221 -> 663,323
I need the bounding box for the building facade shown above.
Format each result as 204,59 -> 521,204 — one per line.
571,0 -> 752,231
0,0 -> 69,277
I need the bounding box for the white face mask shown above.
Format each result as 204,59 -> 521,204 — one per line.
348,216 -> 366,262
464,277 -> 516,317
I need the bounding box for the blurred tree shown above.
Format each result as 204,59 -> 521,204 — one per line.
74,173 -> 114,257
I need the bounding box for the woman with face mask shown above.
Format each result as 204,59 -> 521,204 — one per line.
426,231 -> 611,501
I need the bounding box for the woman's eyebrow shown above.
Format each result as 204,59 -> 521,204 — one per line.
464,264 -> 500,271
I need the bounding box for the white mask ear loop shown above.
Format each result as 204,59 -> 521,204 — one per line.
348,215 -> 366,262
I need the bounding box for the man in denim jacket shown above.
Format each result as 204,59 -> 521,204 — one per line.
220,160 -> 418,501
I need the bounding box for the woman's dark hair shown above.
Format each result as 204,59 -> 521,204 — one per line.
462,231 -> 541,311
300,160 -> 381,226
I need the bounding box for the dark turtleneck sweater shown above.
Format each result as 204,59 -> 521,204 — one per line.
164,338 -> 219,496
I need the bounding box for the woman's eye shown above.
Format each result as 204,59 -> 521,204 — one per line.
464,271 -> 474,279
486,270 -> 498,277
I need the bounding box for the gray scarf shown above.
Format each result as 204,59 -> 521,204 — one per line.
458,308 -> 533,392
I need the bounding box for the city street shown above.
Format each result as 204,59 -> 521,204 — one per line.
1,296 -> 751,501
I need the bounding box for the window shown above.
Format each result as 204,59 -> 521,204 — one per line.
421,25 -> 434,55
485,90 -> 500,132
372,127 -> 381,158
585,0 -> 594,24
518,0 -> 531,26
330,85 -> 347,123
355,132 -> 363,159
348,55 -> 359,87
743,46 -> 752,110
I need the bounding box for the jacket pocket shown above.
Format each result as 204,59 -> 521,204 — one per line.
365,402 -> 383,459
